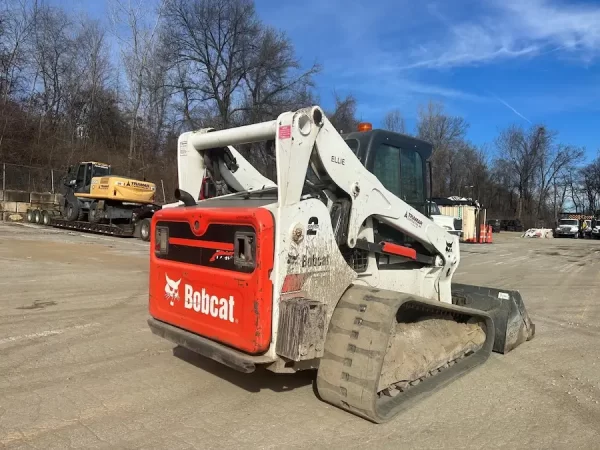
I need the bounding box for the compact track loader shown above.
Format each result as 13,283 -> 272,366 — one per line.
147,106 -> 535,423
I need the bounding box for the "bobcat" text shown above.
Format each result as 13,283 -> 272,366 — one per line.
184,286 -> 235,322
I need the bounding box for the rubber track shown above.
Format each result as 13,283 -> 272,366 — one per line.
316,286 -> 495,423
49,218 -> 134,237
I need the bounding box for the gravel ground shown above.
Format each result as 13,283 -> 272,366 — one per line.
0,222 -> 599,449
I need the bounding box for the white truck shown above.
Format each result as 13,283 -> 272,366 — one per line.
428,201 -> 463,237
554,218 -> 581,238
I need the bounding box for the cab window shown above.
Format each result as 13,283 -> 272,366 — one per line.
86,163 -> 93,184
92,165 -> 110,178
75,164 -> 85,184
400,149 -> 424,204
372,143 -> 424,204
372,143 -> 401,198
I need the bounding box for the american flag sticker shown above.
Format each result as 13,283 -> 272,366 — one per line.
278,125 -> 292,139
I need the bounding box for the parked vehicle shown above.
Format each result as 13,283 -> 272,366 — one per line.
25,160 -> 159,240
487,219 -> 501,233
554,219 -> 580,238
500,219 -> 523,232
146,107 -> 535,423
427,201 -> 463,237
591,222 -> 600,239
583,219 -> 592,238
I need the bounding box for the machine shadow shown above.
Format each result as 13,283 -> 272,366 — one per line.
172,345 -> 316,393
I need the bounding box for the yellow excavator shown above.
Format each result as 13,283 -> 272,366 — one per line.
28,161 -> 160,240
62,161 -> 154,218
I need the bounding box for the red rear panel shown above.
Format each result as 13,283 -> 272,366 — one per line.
149,206 -> 274,354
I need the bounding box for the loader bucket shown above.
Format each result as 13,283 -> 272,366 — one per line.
451,283 -> 535,354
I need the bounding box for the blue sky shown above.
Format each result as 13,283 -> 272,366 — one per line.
257,0 -> 600,161
52,0 -> 600,161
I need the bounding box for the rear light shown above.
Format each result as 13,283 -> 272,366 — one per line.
155,226 -> 169,255
234,231 -> 255,269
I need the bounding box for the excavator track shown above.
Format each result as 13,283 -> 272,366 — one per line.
316,286 -> 495,423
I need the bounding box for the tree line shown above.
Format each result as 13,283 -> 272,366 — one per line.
0,0 -> 595,227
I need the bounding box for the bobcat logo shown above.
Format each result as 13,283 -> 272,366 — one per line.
164,274 -> 182,306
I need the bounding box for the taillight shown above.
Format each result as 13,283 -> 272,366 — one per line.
233,231 -> 255,269
155,226 -> 169,255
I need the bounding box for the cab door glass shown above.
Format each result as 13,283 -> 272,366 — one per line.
86,163 -> 93,185
372,143 -> 401,198
400,149 -> 424,204
75,164 -> 85,185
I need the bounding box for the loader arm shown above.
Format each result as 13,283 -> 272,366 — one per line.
286,108 -> 459,302
183,107 -> 459,303
177,126 -> 276,202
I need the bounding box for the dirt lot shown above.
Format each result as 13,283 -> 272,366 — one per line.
0,223 -> 599,449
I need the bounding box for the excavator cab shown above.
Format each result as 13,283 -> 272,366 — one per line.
65,162 -> 112,194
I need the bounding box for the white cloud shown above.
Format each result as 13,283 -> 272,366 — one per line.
261,0 -> 600,120
407,0 -> 600,69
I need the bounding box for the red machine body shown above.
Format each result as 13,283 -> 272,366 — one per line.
148,206 -> 275,354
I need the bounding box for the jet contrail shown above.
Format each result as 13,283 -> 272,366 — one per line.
488,91 -> 532,124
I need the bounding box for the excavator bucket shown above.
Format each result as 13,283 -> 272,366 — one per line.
451,283 -> 536,354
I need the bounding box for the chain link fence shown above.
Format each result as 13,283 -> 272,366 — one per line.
1,162 -> 59,193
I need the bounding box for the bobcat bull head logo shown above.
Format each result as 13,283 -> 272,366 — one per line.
164,274 -> 182,306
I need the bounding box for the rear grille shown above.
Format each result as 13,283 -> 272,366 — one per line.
154,220 -> 255,273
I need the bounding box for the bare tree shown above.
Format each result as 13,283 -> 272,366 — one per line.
240,26 -> 319,124
578,154 -> 600,215
383,109 -> 405,134
0,0 -> 34,158
536,143 -> 583,217
566,167 -> 585,213
163,0 -> 261,129
494,124 -> 547,219
63,19 -> 110,135
109,0 -> 166,175
416,101 -> 469,196
29,5 -> 77,119
551,172 -> 569,223
0,0 -> 33,101
327,92 -> 359,133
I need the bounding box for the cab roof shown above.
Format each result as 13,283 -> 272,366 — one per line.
81,161 -> 110,167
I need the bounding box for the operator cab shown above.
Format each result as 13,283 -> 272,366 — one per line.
341,122 -> 435,256
341,123 -> 432,217
66,161 -> 112,193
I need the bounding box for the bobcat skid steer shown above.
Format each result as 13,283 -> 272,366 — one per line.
147,106 -> 535,423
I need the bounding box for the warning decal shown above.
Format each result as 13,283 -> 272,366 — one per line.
278,125 -> 292,139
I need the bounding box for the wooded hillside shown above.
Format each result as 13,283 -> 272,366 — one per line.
0,0 -> 595,227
